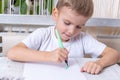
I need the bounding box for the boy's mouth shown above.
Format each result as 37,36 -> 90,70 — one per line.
62,33 -> 71,39
65,33 -> 71,38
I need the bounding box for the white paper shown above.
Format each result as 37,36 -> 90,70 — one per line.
23,58 -> 87,80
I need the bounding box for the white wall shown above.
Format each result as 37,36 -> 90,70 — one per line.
93,0 -> 120,19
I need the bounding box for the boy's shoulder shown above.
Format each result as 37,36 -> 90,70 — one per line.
34,26 -> 54,34
36,26 -> 54,31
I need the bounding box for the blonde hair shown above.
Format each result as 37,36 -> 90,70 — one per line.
56,0 -> 94,17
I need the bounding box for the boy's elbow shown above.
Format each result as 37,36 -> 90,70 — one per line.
7,48 -> 16,60
117,52 -> 120,62
113,50 -> 120,63
7,43 -> 25,60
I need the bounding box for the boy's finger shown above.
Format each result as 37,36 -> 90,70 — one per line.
60,52 -> 68,59
80,67 -> 85,72
81,62 -> 90,72
61,48 -> 69,55
59,55 -> 66,63
57,58 -> 62,63
86,63 -> 94,73
60,49 -> 68,58
95,67 -> 101,74
90,64 -> 97,74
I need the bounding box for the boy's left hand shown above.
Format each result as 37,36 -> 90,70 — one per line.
81,61 -> 103,74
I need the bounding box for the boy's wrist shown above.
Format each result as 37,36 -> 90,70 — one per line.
44,51 -> 51,62
95,60 -> 105,69
39,51 -> 51,62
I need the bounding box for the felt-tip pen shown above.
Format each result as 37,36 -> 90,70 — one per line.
55,29 -> 69,68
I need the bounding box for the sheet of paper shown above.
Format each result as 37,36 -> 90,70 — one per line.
23,58 -> 87,80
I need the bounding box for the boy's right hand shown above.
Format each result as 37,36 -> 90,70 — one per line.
48,48 -> 69,63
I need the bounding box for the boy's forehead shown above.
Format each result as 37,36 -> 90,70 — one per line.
59,7 -> 78,15
59,7 -> 88,19
59,7 -> 89,25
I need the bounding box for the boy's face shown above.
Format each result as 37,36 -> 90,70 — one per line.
52,7 -> 89,42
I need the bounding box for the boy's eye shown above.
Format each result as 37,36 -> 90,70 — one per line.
64,22 -> 70,25
76,26 -> 82,29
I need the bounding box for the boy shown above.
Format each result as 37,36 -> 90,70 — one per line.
7,0 -> 120,74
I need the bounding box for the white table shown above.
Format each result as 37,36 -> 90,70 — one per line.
0,57 -> 120,80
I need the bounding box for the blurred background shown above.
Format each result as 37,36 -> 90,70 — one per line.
0,0 -> 120,60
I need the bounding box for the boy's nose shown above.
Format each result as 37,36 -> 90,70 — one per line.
68,28 -> 75,35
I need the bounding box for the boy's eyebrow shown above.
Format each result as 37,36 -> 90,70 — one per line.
64,19 -> 85,27
64,19 -> 70,22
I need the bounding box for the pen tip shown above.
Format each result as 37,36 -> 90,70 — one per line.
66,65 -> 69,69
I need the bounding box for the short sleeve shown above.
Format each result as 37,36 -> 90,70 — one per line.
82,33 -> 107,58
22,28 -> 44,50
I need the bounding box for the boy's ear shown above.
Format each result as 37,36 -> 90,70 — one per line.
52,8 -> 59,21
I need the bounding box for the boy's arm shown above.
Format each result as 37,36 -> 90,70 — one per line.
7,42 -> 50,62
7,42 -> 68,63
96,47 -> 120,68
81,47 -> 120,74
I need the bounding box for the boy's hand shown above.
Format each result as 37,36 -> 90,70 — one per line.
81,61 -> 104,74
48,48 -> 68,63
